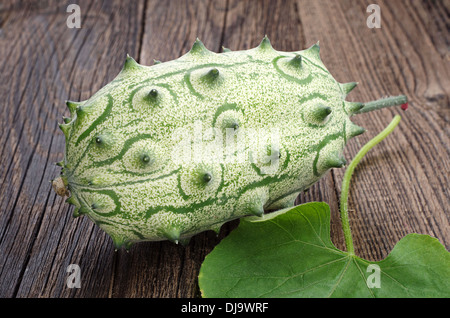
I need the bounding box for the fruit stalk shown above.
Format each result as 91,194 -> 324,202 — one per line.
354,95 -> 407,115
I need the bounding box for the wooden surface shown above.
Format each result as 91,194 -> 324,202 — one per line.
0,0 -> 448,298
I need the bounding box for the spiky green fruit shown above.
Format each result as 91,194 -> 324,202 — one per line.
53,37 -> 407,249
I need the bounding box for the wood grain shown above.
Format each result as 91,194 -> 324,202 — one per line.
0,0 -> 145,297
0,0 -> 448,298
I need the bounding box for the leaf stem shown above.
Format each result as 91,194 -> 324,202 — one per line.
340,115 -> 402,255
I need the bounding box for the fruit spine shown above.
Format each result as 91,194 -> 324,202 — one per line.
52,36 -> 407,249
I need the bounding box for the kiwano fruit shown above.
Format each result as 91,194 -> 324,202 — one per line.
52,37 -> 407,249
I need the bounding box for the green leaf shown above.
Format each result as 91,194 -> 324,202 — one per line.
198,202 -> 450,298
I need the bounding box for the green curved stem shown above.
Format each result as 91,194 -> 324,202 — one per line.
340,115 -> 402,255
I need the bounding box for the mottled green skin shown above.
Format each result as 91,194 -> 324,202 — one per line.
55,37 -> 367,249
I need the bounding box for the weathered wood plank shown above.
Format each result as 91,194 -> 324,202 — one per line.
222,0 -> 306,52
335,0 -> 449,260
0,0 -> 145,297
294,0 -> 449,261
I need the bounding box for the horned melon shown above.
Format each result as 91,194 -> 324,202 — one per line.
52,37 -> 407,249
